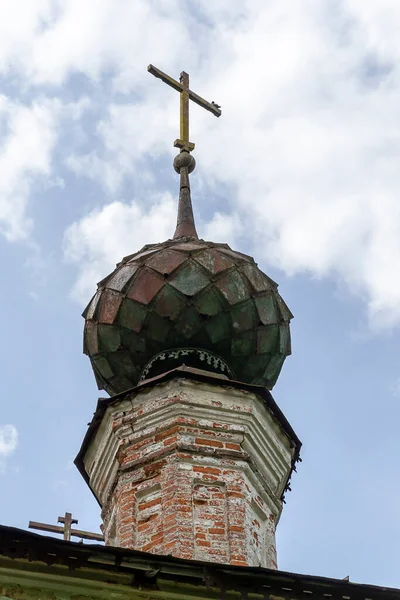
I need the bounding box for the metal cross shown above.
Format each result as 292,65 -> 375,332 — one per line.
148,64 -> 221,153
29,512 -> 104,543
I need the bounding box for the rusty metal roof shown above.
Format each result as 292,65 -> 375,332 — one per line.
1,524 -> 399,600
83,238 -> 293,396
82,107 -> 293,395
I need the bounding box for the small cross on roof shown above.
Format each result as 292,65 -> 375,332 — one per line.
28,512 -> 104,543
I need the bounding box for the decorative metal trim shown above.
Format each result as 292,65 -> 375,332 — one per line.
140,348 -> 234,382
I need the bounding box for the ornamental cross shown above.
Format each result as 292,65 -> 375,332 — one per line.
29,512 -> 104,543
148,64 -> 221,152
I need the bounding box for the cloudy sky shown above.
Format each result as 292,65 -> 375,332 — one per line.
1,0 -> 400,588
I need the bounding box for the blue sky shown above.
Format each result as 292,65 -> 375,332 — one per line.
0,0 -> 400,589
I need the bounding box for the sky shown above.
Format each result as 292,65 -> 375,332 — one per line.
0,0 -> 399,588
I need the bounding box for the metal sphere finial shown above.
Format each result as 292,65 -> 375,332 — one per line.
173,151 -> 196,174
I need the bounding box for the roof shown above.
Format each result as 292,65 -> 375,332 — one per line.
83,235 -> 293,396
0,525 -> 399,600
74,365 -> 302,505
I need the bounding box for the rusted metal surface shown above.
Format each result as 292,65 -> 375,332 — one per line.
98,289 -> 123,324
84,321 -> 99,354
83,289 -> 101,320
179,71 -> 191,151
195,247 -> 234,274
146,249 -> 187,274
193,286 -> 225,316
172,241 -> 205,251
231,300 -> 258,333
127,268 -> 164,304
173,160 -> 199,239
154,285 -> 186,319
215,269 -> 251,305
80,64 -> 294,397
3,522 -> 400,600
28,512 -> 104,542
242,263 -> 275,293
107,264 -> 138,292
118,299 -> 147,333
169,259 -> 210,296
148,63 -> 221,118
83,239 -> 292,396
255,293 -> 278,325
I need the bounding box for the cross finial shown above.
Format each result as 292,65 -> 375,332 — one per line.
28,511 -> 104,543
58,512 -> 78,541
148,64 -> 221,238
148,64 -> 221,153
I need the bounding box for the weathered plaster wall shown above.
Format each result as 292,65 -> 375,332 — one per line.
83,377 -> 295,568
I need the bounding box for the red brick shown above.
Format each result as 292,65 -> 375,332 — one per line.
228,525 -> 244,533
175,498 -> 191,505
225,443 -> 241,451
195,437 -> 224,448
231,554 -> 246,561
196,540 -> 211,547
155,427 -> 179,442
142,541 -> 155,552
138,497 -> 161,510
208,548 -> 228,556
193,466 -> 221,475
176,505 -> 192,513
208,527 -> 225,534
163,436 -> 178,446
100,392 -> 280,570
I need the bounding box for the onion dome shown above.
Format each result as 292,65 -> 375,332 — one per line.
83,150 -> 293,396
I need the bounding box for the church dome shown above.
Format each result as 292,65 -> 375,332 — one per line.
82,68 -> 293,396
83,236 -> 292,396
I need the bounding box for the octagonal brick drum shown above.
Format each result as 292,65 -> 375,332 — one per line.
83,238 -> 293,396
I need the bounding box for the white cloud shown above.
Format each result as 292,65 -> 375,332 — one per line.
66,100 -> 175,193
63,194 -> 177,302
0,96 -> 57,240
0,95 -> 89,242
0,424 -> 18,473
2,1 -> 400,329
0,0 -> 192,89
62,1 -> 400,330
63,191 -> 242,304
194,1 -> 400,330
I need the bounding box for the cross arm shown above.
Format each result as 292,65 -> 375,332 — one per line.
148,64 -> 182,93
147,64 -> 221,117
69,527 -> 104,542
28,520 -> 104,542
188,89 -> 221,117
29,521 -> 65,536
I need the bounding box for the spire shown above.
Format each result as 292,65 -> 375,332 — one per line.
173,151 -> 198,239
147,64 -> 221,239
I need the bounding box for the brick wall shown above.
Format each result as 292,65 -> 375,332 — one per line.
83,376 -> 296,568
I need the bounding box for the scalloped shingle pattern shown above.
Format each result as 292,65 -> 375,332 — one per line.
83,239 -> 292,396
